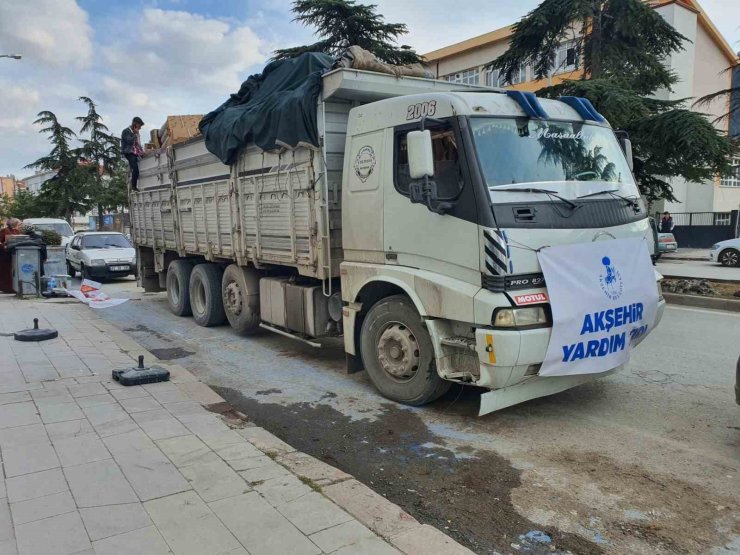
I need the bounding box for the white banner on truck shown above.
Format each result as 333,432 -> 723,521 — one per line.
537,238 -> 658,377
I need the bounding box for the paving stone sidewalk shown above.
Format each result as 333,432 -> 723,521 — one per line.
0,296 -> 472,555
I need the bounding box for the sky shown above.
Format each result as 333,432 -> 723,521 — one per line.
0,0 -> 738,180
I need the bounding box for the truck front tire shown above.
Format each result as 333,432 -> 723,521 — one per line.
189,264 -> 226,327
166,259 -> 195,316
222,265 -> 261,335
360,295 -> 450,406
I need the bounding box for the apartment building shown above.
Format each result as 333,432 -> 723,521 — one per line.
0,175 -> 24,197
423,0 -> 739,214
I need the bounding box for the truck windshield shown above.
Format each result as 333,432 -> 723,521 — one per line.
470,118 -> 635,188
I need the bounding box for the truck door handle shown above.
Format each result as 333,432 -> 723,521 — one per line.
513,207 -> 535,222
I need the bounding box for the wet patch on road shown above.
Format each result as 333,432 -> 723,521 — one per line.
123,324 -> 172,342
513,450 -> 739,554
213,385 -> 601,555
255,388 -> 283,396
147,347 -> 195,360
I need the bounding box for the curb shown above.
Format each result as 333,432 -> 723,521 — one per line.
661,275 -> 740,285
663,292 -> 740,312
660,256 -> 708,262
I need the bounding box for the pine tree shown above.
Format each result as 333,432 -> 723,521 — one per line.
77,97 -> 121,230
25,111 -> 90,222
273,0 -> 422,64
488,0 -> 736,202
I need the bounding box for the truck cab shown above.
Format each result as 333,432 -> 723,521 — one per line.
339,90 -> 664,413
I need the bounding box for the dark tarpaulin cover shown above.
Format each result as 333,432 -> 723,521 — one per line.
199,52 -> 334,165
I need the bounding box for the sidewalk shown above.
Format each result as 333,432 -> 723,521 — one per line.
0,296 -> 471,555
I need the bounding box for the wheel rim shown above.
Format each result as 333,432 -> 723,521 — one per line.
171,275 -> 180,304
224,281 -> 242,315
722,251 -> 738,266
193,280 -> 206,314
376,322 -> 420,382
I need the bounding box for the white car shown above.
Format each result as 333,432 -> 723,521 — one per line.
709,238 -> 740,267
23,218 -> 75,246
66,232 -> 136,279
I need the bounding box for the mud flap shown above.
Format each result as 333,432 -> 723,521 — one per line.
478,367 -> 619,416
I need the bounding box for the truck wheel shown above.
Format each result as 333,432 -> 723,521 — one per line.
360,295 -> 450,406
719,248 -> 740,267
222,265 -> 261,335
189,264 -> 226,327
166,259 -> 195,316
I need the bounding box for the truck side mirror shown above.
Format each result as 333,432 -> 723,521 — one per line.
615,131 -> 634,172
407,130 -> 434,179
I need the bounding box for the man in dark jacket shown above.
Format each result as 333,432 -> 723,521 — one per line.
659,211 -> 674,233
121,117 -> 145,190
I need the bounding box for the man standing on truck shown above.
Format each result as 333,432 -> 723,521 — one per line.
121,117 -> 145,191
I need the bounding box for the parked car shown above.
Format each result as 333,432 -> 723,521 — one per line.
657,232 -> 678,255
23,218 -> 74,246
65,232 -> 136,280
710,238 -> 740,267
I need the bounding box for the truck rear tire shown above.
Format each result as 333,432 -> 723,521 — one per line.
166,259 -> 195,316
222,265 -> 261,335
189,264 -> 226,327
360,295 -> 450,406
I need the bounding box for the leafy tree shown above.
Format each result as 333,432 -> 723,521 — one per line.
25,110 -> 90,221
6,190 -> 44,220
488,0 -> 736,202
97,159 -> 130,213
77,96 -> 121,229
273,0 -> 422,64
35,165 -> 91,221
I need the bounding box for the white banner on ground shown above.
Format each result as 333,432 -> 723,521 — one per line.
66,279 -> 128,309
537,238 -> 658,377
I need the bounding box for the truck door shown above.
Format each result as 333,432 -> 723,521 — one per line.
384,122 -> 481,282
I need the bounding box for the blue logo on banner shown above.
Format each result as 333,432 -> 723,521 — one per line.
21,264 -> 34,273
599,256 -> 623,301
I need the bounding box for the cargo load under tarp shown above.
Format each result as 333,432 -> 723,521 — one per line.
199,52 -> 333,165
198,47 -> 435,165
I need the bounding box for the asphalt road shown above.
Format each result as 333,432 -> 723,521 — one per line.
656,258 -> 740,281
89,278 -> 739,554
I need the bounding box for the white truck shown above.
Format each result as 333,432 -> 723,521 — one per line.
131,68 -> 665,414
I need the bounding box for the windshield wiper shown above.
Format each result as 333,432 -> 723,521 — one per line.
492,187 -> 578,210
577,189 -> 641,211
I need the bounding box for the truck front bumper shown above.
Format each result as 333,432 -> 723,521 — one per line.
469,298 -> 666,413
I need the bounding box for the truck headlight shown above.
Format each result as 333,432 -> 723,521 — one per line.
89,259 -> 106,266
657,280 -> 664,301
492,307 -> 548,328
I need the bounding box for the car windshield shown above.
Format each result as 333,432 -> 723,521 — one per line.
470,118 -> 635,188
81,234 -> 131,249
30,222 -> 73,236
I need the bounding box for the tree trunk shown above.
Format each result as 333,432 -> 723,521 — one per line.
589,2 -> 604,79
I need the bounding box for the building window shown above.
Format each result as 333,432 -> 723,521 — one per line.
445,67 -> 480,85
554,41 -> 578,74
720,157 -> 740,187
485,68 -> 501,87
715,213 -> 731,225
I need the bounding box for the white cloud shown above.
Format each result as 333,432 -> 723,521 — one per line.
0,0 -> 93,68
0,84 -> 41,131
104,9 -> 265,92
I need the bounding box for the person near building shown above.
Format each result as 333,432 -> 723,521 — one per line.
0,218 -> 21,249
659,211 -> 674,233
0,218 -> 22,292
121,117 -> 145,191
